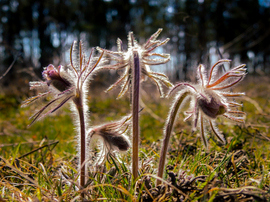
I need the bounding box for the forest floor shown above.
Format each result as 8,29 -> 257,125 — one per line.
0,75 -> 270,201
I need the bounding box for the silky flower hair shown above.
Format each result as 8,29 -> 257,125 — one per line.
97,29 -> 172,179
97,28 -> 172,98
22,42 -> 103,124
87,115 -> 131,166
157,59 -> 247,185
22,41 -> 104,189
168,59 -> 246,146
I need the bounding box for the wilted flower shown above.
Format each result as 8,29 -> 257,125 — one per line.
157,59 -> 247,185
168,59 -> 247,147
87,115 -> 131,165
97,28 -> 172,98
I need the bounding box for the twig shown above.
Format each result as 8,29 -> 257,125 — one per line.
242,96 -> 266,115
245,123 -> 270,129
0,156 -> 53,200
216,45 -> 226,72
220,22 -> 261,52
0,140 -> 53,148
140,98 -> 165,122
0,56 -> 17,80
18,140 -> 59,159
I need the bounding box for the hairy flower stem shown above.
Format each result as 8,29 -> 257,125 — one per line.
157,92 -> 190,185
132,51 -> 140,180
74,93 -> 86,193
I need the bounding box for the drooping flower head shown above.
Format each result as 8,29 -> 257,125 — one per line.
87,115 -> 131,165
97,28 -> 172,98
22,41 -> 104,125
22,41 -> 105,188
167,59 -> 247,147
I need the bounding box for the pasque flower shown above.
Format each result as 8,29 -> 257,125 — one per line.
22,41 -> 104,189
168,59 -> 246,146
87,115 -> 131,166
157,59 -> 247,185
97,28 -> 172,180
97,28 -> 172,98
22,43 -> 103,125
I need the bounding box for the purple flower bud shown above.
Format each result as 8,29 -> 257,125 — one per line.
88,115 -> 131,163
43,64 -> 72,92
164,60 -> 246,149
198,97 -> 227,119
100,129 -> 130,151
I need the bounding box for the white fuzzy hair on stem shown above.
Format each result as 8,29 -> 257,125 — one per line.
97,29 -> 172,180
157,59 -> 247,185
22,40 -> 104,193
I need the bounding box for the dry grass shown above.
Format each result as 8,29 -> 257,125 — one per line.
0,75 -> 270,201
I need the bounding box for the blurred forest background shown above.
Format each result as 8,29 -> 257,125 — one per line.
0,0 -> 270,92
1,1 -> 270,200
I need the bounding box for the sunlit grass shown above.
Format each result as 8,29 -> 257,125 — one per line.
1,76 -> 270,201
